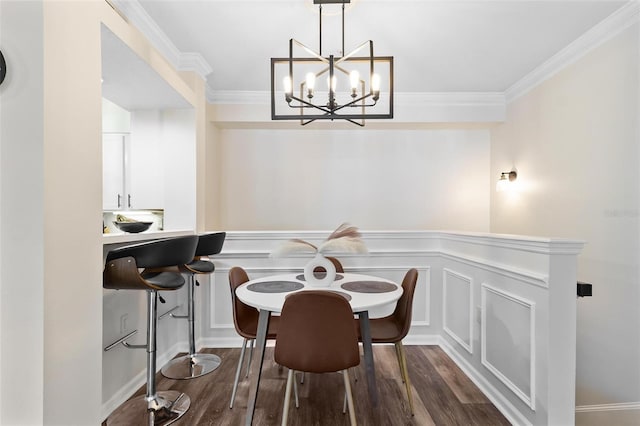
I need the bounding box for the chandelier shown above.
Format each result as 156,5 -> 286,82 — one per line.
270,0 -> 394,127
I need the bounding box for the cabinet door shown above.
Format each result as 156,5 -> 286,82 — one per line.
102,134 -> 125,210
128,111 -> 164,210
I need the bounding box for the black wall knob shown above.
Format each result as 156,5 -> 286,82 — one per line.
577,281 -> 593,297
0,50 -> 6,86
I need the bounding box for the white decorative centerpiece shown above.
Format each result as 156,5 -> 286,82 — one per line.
271,223 -> 368,287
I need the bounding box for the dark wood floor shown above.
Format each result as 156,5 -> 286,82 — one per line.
105,345 -> 510,425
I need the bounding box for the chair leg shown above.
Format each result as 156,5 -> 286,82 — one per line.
394,342 -> 404,383
245,338 -> 254,378
396,341 -> 415,416
230,338 -> 248,409
282,369 -> 294,426
293,371 -> 299,408
342,369 -> 357,425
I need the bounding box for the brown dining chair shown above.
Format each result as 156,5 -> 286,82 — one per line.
275,291 -> 360,425
362,268 -> 418,415
228,266 -> 279,409
313,255 -> 344,274
327,256 -> 344,273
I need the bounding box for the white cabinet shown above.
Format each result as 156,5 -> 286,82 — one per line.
102,129 -> 163,211
128,110 -> 164,210
102,133 -> 126,210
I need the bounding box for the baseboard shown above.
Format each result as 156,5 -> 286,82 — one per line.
575,403 -> 640,426
401,334 -> 441,346
199,336 -> 245,349
576,402 -> 640,412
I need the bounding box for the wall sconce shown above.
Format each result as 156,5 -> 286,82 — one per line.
496,169 -> 517,192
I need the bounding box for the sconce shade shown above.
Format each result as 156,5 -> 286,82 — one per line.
496,170 -> 517,192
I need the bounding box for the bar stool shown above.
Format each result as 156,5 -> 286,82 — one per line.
162,231 -> 226,379
103,235 -> 198,426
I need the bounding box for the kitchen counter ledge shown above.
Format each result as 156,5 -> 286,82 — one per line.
102,229 -> 194,245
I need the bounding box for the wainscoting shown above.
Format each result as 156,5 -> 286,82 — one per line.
101,230 -> 583,425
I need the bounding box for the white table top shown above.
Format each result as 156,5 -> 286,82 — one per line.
236,272 -> 403,314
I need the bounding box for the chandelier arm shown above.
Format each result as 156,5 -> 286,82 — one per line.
293,39 -> 330,64
348,101 -> 377,108
335,40 -> 373,64
331,93 -> 374,112
369,41 -> 374,94
287,95 -> 333,114
329,55 -> 336,111
288,39 -> 293,84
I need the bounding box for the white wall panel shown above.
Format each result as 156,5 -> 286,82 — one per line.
442,268 -> 473,354
482,283 -> 536,410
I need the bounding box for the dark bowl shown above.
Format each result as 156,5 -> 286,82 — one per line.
113,221 -> 153,233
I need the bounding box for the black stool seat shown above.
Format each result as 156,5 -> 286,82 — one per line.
162,232 -> 226,380
183,259 -> 215,274
141,271 -> 189,290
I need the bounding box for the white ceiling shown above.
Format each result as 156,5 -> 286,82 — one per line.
135,0 -> 627,95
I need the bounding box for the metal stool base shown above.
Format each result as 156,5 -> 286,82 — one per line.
161,353 -> 222,380
106,390 -> 190,426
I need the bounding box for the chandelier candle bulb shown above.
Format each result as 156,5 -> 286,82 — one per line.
327,75 -> 337,91
283,76 -> 293,101
305,72 -> 316,98
371,73 -> 381,99
350,70 -> 360,97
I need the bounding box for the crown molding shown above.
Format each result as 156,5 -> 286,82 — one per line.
395,92 -> 505,107
178,52 -> 213,76
505,1 -> 640,104
108,0 -> 212,79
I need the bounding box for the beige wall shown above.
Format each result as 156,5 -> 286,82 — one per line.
205,120 -> 223,230
43,0 -> 104,423
490,23 -> 640,420
1,0 -> 205,423
211,128 -> 491,231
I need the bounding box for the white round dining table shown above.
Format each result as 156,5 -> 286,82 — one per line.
236,272 -> 403,426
